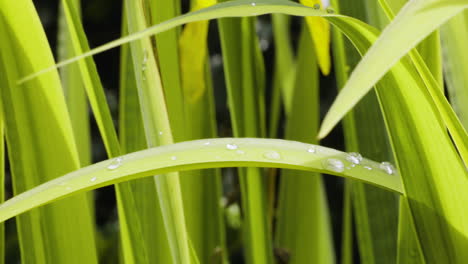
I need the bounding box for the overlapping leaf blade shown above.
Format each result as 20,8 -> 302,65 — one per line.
0,1 -> 98,263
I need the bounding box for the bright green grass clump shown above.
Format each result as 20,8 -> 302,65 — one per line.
0,0 -> 467,263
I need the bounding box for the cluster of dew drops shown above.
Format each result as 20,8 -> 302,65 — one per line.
96,141 -> 395,183
224,142 -> 396,176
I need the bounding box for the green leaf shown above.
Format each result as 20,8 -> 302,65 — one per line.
179,1 -> 227,261
332,2 -> 398,263
57,0 -> 92,166
218,13 -> 272,263
124,0 -> 194,263
318,0 -> 468,137
441,10 -> 468,128
275,27 -> 335,264
0,1 -> 98,263
59,0 -> 121,157
117,9 -> 170,264
0,138 -> 404,224
327,13 -> 468,264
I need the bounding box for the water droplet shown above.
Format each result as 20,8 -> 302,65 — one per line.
251,2 -> 256,6
313,3 -> 321,9
380,162 -> 395,175
364,166 -> 372,170
226,144 -> 238,150
236,150 -> 245,155
326,7 -> 335,14
204,142 -> 211,145
171,156 -> 177,161
158,131 -> 163,136
90,177 -> 97,182
346,152 -> 363,165
307,146 -> 316,153
263,151 -> 281,160
142,50 -> 148,63
323,158 -> 345,172
107,157 -> 123,170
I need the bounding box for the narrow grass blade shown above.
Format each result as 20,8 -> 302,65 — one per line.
441,11 -> 468,128
329,15 -> 468,263
377,0 -> 468,166
332,2 -> 399,263
179,1 -> 227,262
0,1 -> 98,263
0,138 -> 404,224
59,0 -> 120,156
57,0 -> 91,166
275,27 -> 335,264
147,0 -> 186,141
118,11 -> 170,264
319,0 -> 468,138
218,11 -> 273,263
124,0 -> 193,262
396,198 -> 424,264
270,14 -> 295,121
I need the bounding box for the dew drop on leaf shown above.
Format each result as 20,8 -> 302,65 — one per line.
307,146 -> 316,153
171,156 -> 177,161
346,152 -> 363,165
251,2 -> 256,6
263,151 -> 281,160
323,158 -> 345,172
107,157 -> 123,170
380,162 -> 395,175
326,7 -> 335,14
313,3 -> 321,9
90,177 -> 97,182
226,144 -> 238,150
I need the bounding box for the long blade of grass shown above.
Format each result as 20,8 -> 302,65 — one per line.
179,0 -> 227,262
0,1 -> 98,263
440,10 -> 468,128
275,26 -> 335,264
377,0 -> 468,165
57,0 -> 91,166
217,3 -> 272,262
59,0 -> 120,156
59,2 -> 175,263
118,9 -> 171,264
329,2 -> 357,263
328,14 -> 468,263
339,1 -> 399,263
0,138 -> 404,223
270,14 -> 295,119
318,0 -> 468,137
147,0 -> 186,141
396,198 -> 424,264
124,0 -> 193,262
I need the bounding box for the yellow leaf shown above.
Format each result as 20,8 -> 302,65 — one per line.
300,0 -> 331,75
179,0 -> 216,103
